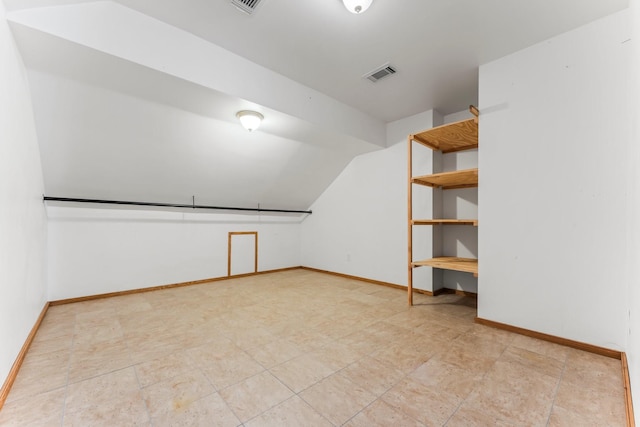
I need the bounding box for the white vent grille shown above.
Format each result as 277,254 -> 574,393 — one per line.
363,63 -> 397,82
231,0 -> 263,14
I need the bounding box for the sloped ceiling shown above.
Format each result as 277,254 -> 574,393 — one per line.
4,0 -> 628,211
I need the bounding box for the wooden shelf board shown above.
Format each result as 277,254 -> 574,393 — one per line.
412,168 -> 478,189
412,219 -> 478,226
411,118 -> 478,153
412,257 -> 478,276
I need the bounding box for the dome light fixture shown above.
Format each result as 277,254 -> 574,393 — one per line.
236,110 -> 264,132
342,0 -> 372,14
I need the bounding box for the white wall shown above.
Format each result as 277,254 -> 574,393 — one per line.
0,2 -> 47,386
8,1 -> 386,147
47,206 -> 301,300
441,110 -> 478,294
628,0 -> 640,418
478,10 -> 630,349
26,69 -> 373,213
301,110 -> 435,289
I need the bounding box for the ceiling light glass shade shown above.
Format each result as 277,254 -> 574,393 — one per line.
342,0 -> 372,14
236,110 -> 264,132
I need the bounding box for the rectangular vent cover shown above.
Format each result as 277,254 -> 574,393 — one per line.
231,0 -> 262,14
364,63 -> 397,82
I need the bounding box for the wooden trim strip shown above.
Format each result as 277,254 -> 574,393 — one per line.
227,232 -> 232,276
49,267 -> 301,306
0,301 -> 50,410
301,266 -> 411,291
299,266 -> 477,298
407,135 -> 414,306
227,231 -> 259,277
622,352 -> 636,427
475,317 -> 622,360
453,289 -> 478,298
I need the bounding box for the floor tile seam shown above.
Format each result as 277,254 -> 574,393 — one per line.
216,376 -> 286,424
25,337 -> 75,357
340,351 -> 413,396
188,352 -> 223,394
339,390 -> 424,427
2,382 -> 67,407
59,313 -> 78,427
544,360 -> 568,426
295,391 -> 339,427
241,393 -> 332,426
248,346 -> 306,372
235,341 -> 294,374
66,348 -> 141,380
448,340 -> 509,419
64,363 -> 139,388
182,340 -> 230,381
213,365 -> 271,394
392,354 -> 466,425
496,349 -> 567,382
507,342 -> 569,365
442,396 -> 467,426
125,337 -> 153,425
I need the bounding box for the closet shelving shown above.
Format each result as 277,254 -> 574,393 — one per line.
412,168 -> 478,189
407,106 -> 479,305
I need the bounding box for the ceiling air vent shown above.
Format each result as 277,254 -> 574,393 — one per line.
231,0 -> 263,14
363,63 -> 397,82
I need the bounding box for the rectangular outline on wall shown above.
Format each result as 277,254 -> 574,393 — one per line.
227,231 -> 258,277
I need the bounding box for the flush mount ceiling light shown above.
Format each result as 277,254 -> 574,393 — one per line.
236,110 -> 264,132
342,0 -> 372,14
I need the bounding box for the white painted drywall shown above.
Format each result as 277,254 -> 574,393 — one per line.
46,206 -> 301,300
478,10 -> 630,349
7,1 -> 386,147
627,0 -> 640,418
26,69 -> 375,212
0,1 -> 47,386
300,110 -> 437,290
441,111 -> 478,294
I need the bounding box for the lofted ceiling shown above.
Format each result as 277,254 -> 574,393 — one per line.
3,0 -> 628,211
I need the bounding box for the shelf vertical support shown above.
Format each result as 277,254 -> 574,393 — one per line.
407,135 -> 414,306
470,105 -> 479,123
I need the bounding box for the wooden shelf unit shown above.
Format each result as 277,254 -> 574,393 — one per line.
412,257 -> 478,277
407,105 -> 479,305
412,168 -> 478,189
411,110 -> 478,153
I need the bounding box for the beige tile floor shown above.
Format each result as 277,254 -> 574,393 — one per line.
0,269 -> 627,426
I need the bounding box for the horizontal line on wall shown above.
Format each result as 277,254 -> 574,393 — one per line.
43,196 -> 312,215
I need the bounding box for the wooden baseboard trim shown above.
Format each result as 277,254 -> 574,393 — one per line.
49,267 -> 302,306
0,301 -> 50,410
622,352 -> 636,427
428,288 -> 478,298
475,317 -> 622,360
300,266 -> 414,292
453,289 -> 478,297
300,267 -> 478,298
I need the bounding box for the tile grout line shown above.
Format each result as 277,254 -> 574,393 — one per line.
123,320 -> 153,426
59,310 -> 78,427
545,355 -> 568,426
443,336 -> 512,426
234,341 -> 334,425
